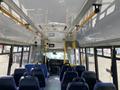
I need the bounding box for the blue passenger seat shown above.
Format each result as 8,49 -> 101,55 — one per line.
13,68 -> 27,86
67,82 -> 89,90
31,68 -> 46,88
40,64 -> 49,78
81,71 -> 97,90
72,77 -> 85,83
0,76 -> 17,90
60,65 -> 71,81
94,82 -> 116,90
25,64 -> 49,79
74,65 -> 85,77
25,64 -> 34,73
19,76 -> 40,90
61,71 -> 78,90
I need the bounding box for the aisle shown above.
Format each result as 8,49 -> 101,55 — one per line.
44,76 -> 61,90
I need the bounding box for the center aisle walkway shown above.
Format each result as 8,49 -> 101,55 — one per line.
44,76 -> 61,90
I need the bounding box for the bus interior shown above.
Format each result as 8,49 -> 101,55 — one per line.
0,0 -> 120,90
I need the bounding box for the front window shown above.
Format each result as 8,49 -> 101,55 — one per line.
45,51 -> 68,60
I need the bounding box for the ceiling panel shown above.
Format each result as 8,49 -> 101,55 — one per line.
77,11 -> 120,46
19,0 -> 87,24
0,13 -> 36,44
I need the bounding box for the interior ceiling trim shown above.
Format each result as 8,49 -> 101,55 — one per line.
79,38 -> 120,47
0,37 -> 33,46
66,0 -> 96,35
3,0 -> 44,38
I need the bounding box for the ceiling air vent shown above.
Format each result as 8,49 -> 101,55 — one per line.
48,33 -> 55,37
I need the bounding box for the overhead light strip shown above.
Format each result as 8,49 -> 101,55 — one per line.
0,37 -> 33,45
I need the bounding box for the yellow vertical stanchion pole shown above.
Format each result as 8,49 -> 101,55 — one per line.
45,46 -> 47,64
44,40 -> 48,64
72,40 -> 77,65
64,40 -> 66,64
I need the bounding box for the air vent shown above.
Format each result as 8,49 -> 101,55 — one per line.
48,33 -> 55,37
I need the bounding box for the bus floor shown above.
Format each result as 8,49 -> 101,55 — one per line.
44,76 -> 61,90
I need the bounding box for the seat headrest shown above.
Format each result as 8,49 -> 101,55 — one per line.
19,76 -> 39,87
30,68 -> 43,76
67,67 -> 73,71
0,76 -> 16,90
14,68 -> 26,74
75,65 -> 85,71
63,71 -> 78,80
25,64 -> 34,72
34,64 -> 41,69
94,82 -> 116,90
72,77 -> 85,83
64,71 -> 78,76
81,71 -> 96,79
67,82 -> 89,90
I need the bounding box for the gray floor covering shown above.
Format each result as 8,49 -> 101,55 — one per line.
44,76 -> 61,90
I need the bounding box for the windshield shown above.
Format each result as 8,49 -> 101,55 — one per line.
45,52 -> 68,60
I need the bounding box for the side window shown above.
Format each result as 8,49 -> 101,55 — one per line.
3,45 -> 11,53
98,57 -> 112,82
88,48 -> 95,72
0,55 -> 9,75
0,45 -> 3,53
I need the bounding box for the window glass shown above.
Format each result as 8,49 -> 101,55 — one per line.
22,52 -> 29,66
11,53 -> 21,74
117,60 -> 120,90
116,48 -> 120,58
76,49 -> 80,65
18,47 -> 22,52
98,57 -> 112,82
24,47 -> 27,51
81,53 -> 86,67
90,48 -> 94,54
13,47 -> 18,52
97,49 -> 102,55
26,47 -> 30,51
88,51 -> 95,72
0,45 -> 3,53
46,51 -> 68,60
3,46 -> 11,53
103,48 -> 111,57
0,55 -> 9,76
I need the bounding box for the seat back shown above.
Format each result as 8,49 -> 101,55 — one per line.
40,64 -> 49,78
61,71 -> 78,90
94,82 -> 116,90
25,64 -> 48,78
25,64 -> 34,73
75,65 -> 85,77
67,82 -> 89,90
19,76 -> 40,90
60,65 -> 70,81
31,68 -> 46,87
72,77 -> 85,83
0,76 -> 17,90
81,71 -> 97,90
13,68 -> 27,86
67,67 -> 73,71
